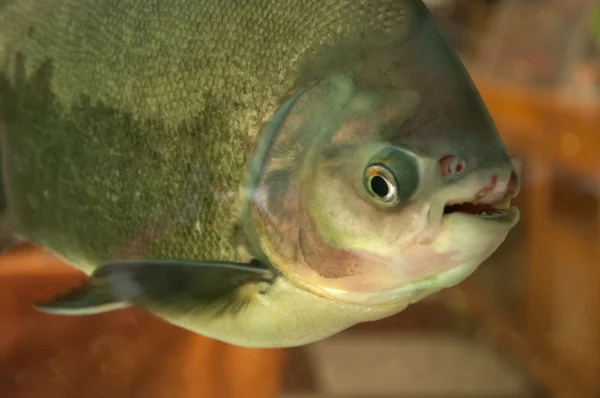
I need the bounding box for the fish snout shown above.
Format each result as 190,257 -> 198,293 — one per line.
508,156 -> 523,197
475,165 -> 521,205
438,152 -> 521,201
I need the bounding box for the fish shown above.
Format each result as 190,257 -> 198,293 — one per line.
0,0 -> 521,348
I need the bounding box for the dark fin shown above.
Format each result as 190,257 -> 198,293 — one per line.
35,277 -> 131,315
35,259 -> 277,318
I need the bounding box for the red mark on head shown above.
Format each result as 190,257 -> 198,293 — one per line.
477,175 -> 498,198
439,155 -> 466,178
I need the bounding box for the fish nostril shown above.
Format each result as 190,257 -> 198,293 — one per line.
439,155 -> 466,178
507,171 -> 521,197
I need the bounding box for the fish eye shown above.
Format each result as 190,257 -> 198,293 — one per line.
364,165 -> 399,205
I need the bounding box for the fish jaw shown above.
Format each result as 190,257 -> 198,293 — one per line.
279,211 -> 518,307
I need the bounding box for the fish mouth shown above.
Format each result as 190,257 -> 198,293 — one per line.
442,197 -> 517,223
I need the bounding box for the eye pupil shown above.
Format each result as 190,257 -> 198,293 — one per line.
370,175 -> 390,198
364,164 -> 399,206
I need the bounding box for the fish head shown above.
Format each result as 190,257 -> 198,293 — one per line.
248,1 -> 521,308
297,107 -> 521,306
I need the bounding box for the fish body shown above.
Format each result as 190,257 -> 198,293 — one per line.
0,0 -> 520,348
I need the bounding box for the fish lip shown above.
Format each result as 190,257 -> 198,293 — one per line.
441,167 -> 521,225
443,205 -> 520,228
441,192 -> 519,226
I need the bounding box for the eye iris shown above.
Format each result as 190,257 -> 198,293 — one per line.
370,175 -> 390,198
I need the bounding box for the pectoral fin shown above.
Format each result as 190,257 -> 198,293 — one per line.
35,259 -> 277,318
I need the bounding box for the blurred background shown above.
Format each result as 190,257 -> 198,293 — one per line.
1,0 -> 599,398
